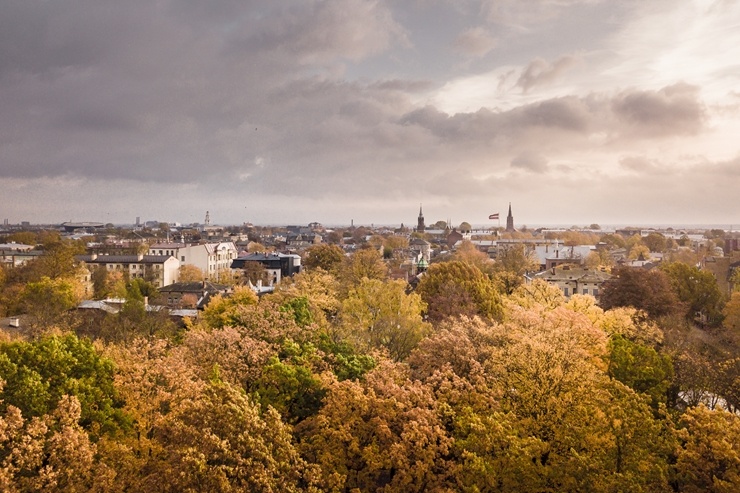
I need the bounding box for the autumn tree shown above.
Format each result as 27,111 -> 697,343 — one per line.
673,405 -> 740,493
599,266 -> 683,319
199,285 -> 259,329
340,278 -> 430,361
297,361 -> 455,492
338,247 -> 388,296
644,232 -> 667,252
303,243 -> 344,272
416,260 -> 503,322
0,393 -> 110,492
492,244 -> 539,294
178,264 -> 205,282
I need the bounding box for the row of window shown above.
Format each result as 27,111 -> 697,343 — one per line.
562,287 -> 600,297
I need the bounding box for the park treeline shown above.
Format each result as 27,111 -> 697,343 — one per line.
2,242 -> 740,492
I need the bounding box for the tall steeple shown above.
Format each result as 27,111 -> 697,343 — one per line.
417,204 -> 426,233
506,203 -> 515,232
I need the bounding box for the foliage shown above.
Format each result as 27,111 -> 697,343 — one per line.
177,264 -> 205,282
297,361 -> 455,492
660,262 -> 725,326
200,285 -> 259,329
338,247 -> 388,296
20,276 -> 82,324
599,266 -> 683,319
303,244 -> 344,273
268,268 -> 340,327
607,334 -> 674,407
0,334 -> 127,436
416,260 -> 504,322
0,394 -> 110,492
674,405 -> 740,493
340,278 -> 430,361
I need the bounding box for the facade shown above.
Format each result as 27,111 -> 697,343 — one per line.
148,242 -> 237,281
527,265 -> 612,298
230,252 -> 301,285
76,254 -> 180,288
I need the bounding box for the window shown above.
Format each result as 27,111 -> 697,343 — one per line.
582,288 -> 589,295
563,287 -> 569,297
593,288 -> 599,297
181,256 -> 185,262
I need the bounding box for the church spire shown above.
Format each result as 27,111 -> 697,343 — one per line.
506,203 -> 515,232
417,204 -> 425,233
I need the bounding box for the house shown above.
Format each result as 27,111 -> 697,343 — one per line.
148,242 -> 238,281
75,253 -> 180,288
156,281 -> 231,309
0,247 -> 43,268
230,252 -> 302,285
527,265 -> 612,298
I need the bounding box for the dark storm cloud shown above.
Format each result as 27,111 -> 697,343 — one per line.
0,0 -> 408,186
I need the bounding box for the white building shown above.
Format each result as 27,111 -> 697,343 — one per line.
148,242 -> 238,281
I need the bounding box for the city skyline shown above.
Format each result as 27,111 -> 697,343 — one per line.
2,1 -> 739,226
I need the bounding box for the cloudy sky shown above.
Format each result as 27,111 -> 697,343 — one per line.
2,0 -> 739,227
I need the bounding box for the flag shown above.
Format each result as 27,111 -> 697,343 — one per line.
489,213 -> 499,220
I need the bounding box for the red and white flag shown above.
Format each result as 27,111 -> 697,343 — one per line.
489,213 -> 499,220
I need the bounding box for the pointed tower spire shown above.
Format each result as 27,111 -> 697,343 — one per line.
417,203 -> 425,233
506,203 -> 515,232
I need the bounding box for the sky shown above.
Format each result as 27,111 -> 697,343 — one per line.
1,0 -> 740,228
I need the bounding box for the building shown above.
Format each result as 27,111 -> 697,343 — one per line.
0,243 -> 41,268
527,265 -> 612,298
148,242 -> 237,281
76,254 -> 180,288
230,252 -> 301,285
506,203 -> 515,233
417,205 -> 426,233
156,281 -> 231,309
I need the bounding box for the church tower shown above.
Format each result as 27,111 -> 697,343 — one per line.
506,203 -> 515,232
416,204 -> 426,233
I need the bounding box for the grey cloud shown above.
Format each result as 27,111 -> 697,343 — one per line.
453,27 -> 497,57
241,0 -> 408,65
511,151 -> 549,173
612,83 -> 706,137
618,155 -> 665,174
515,55 -> 579,93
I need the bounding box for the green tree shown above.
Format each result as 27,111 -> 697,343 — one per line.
20,276 -> 82,325
607,334 -> 673,407
661,262 -> 725,326
0,334 -> 127,436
